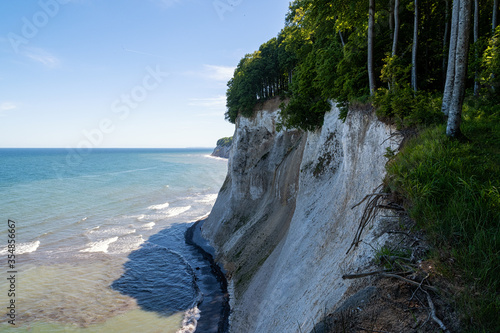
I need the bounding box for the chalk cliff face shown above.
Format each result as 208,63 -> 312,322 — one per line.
203,104 -> 400,332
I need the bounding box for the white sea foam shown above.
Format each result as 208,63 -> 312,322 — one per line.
0,240 -> 41,255
196,193 -> 218,204
148,202 -> 170,210
18,240 -> 41,254
165,206 -> 192,218
176,307 -> 200,333
142,222 -> 155,230
80,237 -> 119,253
204,154 -> 227,161
107,234 -> 145,254
87,226 -> 136,238
79,217 -> 88,223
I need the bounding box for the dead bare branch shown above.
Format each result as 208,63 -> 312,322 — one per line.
425,291 -> 449,332
357,327 -> 392,333
347,186 -> 390,254
379,273 -> 439,293
342,270 -> 388,279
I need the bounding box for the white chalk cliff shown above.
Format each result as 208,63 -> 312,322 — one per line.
202,104 -> 400,332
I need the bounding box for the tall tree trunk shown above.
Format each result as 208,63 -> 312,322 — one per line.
473,0 -> 479,96
442,0 -> 460,115
493,0 -> 498,33
389,0 -> 394,37
411,0 -> 419,92
392,0 -> 400,56
442,0 -> 450,80
368,0 -> 376,95
447,0 -> 472,138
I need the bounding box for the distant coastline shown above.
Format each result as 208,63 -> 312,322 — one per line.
211,137 -> 233,159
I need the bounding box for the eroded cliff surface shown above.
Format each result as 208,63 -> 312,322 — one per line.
203,104 -> 400,332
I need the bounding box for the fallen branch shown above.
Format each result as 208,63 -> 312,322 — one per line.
387,230 -> 412,237
382,255 -> 412,263
347,186 -> 388,254
376,203 -> 404,211
357,327 -> 392,333
342,270 -> 388,279
410,273 -> 430,301
351,192 -> 390,210
425,291 -> 449,332
379,273 -> 439,293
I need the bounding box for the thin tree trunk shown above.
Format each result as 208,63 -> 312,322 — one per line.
442,0 -> 460,115
493,0 -> 498,33
389,0 -> 394,37
412,0 -> 419,92
392,0 -> 400,56
339,31 -> 345,48
443,0 -> 450,80
368,0 -> 376,95
447,0 -> 472,138
473,0 -> 479,96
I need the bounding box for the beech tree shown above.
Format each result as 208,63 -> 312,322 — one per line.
411,0 -> 419,92
493,0 -> 498,32
473,0 -> 479,96
442,0 -> 460,116
442,0 -> 450,76
446,0 -> 472,138
392,0 -> 400,56
368,0 -> 376,95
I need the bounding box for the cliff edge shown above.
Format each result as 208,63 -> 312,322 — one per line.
211,137 -> 233,159
203,104 -> 400,332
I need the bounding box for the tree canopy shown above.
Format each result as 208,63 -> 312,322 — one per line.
225,0 -> 500,134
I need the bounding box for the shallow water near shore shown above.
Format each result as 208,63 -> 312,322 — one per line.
0,148 -> 227,332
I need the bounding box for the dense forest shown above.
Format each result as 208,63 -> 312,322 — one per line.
226,0 -> 499,331
226,0 -> 499,133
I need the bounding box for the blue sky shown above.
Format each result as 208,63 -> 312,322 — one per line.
0,0 -> 291,148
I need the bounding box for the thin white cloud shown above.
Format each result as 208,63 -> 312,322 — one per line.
202,65 -> 235,81
0,102 -> 17,117
1,102 -> 17,111
122,46 -> 166,58
185,65 -> 235,82
23,48 -> 60,68
189,95 -> 226,109
151,0 -> 182,8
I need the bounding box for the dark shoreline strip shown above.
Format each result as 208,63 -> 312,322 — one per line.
185,219 -> 230,333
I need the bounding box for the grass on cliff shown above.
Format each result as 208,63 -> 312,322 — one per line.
384,102 -> 500,331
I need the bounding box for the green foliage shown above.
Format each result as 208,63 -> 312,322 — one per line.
374,88 -> 443,128
225,36 -> 295,124
385,107 -> 500,330
375,245 -> 411,270
374,55 -> 443,127
279,0 -> 370,130
216,136 -> 233,147
279,50 -> 330,130
479,26 -> 500,102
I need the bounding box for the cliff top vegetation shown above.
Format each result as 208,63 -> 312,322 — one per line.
216,137 -> 233,148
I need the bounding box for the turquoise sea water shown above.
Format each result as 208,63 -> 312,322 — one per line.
0,148 -> 227,332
